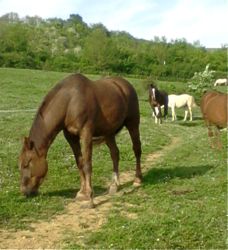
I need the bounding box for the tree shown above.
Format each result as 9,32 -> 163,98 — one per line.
82,27 -> 111,72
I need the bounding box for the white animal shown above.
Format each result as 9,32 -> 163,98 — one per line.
214,79 -> 228,86
168,94 -> 197,121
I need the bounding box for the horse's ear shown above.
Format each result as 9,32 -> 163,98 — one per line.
23,137 -> 34,150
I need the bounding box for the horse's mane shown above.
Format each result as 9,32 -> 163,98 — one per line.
28,82 -> 63,148
149,83 -> 157,89
38,82 -> 63,117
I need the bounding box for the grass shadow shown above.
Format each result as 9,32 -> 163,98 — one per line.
143,164 -> 213,185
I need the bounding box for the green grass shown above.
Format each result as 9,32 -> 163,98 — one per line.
0,68 -> 227,249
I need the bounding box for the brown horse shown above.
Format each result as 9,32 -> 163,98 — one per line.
18,73 -> 142,207
200,91 -> 228,149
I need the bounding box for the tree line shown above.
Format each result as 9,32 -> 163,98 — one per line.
0,12 -> 226,81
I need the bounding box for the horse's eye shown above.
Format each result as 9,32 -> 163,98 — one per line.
23,159 -> 32,169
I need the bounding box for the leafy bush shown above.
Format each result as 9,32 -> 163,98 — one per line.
188,64 -> 215,94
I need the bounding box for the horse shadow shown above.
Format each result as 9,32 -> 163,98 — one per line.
143,164 -> 213,186
177,120 -> 203,127
19,165 -> 212,202
43,185 -> 107,199
165,115 -> 203,127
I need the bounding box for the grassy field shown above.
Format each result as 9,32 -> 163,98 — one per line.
0,68 -> 227,249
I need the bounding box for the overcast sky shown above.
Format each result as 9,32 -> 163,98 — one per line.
0,0 -> 227,48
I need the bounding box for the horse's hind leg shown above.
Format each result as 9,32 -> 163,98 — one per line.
125,121 -> 142,186
164,104 -> 168,120
77,127 -> 94,208
189,107 -> 193,121
184,109 -> 188,121
214,127 -> 222,149
207,125 -> 215,148
105,136 -> 120,194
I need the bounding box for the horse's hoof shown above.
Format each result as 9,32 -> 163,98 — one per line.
75,191 -> 93,202
79,200 -> 95,209
133,177 -> 142,187
109,183 -> 118,195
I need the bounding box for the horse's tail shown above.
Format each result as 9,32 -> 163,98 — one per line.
192,96 -> 197,108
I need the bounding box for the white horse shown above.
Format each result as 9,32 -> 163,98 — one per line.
168,94 -> 197,121
214,79 -> 228,86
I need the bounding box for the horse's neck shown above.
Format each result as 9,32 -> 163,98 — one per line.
29,111 -> 62,156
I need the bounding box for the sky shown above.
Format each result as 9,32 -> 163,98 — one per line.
0,0 -> 227,48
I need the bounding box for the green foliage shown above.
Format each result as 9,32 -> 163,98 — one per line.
0,13 -> 226,80
188,64 -> 215,95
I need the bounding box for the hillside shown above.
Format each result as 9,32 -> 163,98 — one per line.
0,12 -> 227,80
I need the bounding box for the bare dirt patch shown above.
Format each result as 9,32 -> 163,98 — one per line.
0,137 -> 180,249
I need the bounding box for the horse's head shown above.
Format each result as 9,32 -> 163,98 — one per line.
149,84 -> 158,105
18,137 -> 48,197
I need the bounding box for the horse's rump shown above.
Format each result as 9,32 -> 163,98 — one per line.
200,91 -> 228,128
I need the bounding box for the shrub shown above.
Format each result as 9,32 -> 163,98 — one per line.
188,64 -> 215,95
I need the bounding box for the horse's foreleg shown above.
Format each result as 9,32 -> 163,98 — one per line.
126,122 -> 142,186
63,130 -> 86,199
151,107 -> 157,123
171,106 -> 176,121
154,107 -> 162,124
155,115 -> 158,124
105,136 -> 120,194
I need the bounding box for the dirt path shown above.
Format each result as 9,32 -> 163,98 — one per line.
0,137 -> 180,249
0,109 -> 36,113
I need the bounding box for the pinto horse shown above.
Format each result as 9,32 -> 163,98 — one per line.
18,73 -> 142,207
149,84 -> 168,124
200,91 -> 228,149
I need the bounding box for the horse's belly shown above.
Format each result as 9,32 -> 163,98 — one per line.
65,100 -> 127,136
205,106 -> 228,128
94,109 -> 127,136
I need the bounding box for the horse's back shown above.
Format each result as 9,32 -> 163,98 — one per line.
61,74 -> 139,136
168,94 -> 193,108
58,73 -> 138,108
201,92 -> 228,128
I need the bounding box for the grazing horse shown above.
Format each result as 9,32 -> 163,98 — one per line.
149,84 -> 168,124
200,91 -> 228,149
214,79 -> 228,86
168,94 -> 197,121
18,73 -> 142,208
